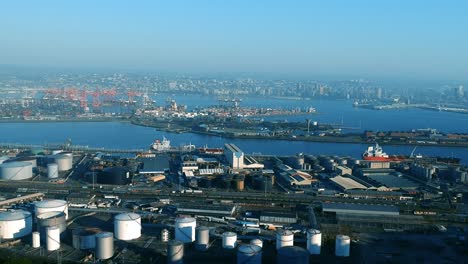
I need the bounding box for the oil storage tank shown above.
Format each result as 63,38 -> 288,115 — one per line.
47,163 -> 59,179
0,210 -> 32,239
114,213 -> 141,241
195,226 -> 210,251
72,228 -> 100,250
335,235 -> 350,257
94,167 -> 130,185
35,199 -> 69,219
167,240 -> 184,264
276,230 -> 294,250
46,226 -> 60,251
307,229 -> 322,255
277,246 -> 309,264
32,231 -> 40,248
54,154 -> 73,171
0,161 -> 33,180
36,211 -> 67,241
250,239 -> 263,248
175,217 -> 196,243
5,156 -> 37,168
237,244 -> 262,264
95,232 -> 114,260
222,232 -> 237,249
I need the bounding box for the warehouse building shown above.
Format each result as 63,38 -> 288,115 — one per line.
322,202 -> 400,216
139,156 -> 170,175
329,176 -> 368,191
177,204 -> 236,217
260,211 -> 297,224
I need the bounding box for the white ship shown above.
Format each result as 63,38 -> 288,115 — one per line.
151,137 -> 171,151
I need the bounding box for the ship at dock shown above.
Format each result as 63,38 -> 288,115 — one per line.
362,143 -> 407,161
151,137 -> 171,151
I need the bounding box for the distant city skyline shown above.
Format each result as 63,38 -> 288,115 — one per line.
1,0 -> 467,80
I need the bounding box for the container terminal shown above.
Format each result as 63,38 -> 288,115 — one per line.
0,143 -> 466,263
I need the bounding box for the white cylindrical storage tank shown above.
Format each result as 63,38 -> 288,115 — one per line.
52,150 -> 63,155
0,210 -> 32,239
222,232 -> 237,249
276,230 -> 294,250
167,240 -> 184,264
37,211 -> 67,241
46,226 -> 60,251
237,244 -> 262,264
54,154 -> 72,171
250,239 -> 263,248
95,232 -> 114,260
32,231 -> 40,248
35,199 -> 68,220
0,162 -> 33,180
161,228 -> 170,242
0,156 -> 9,164
175,217 -> 196,243
307,229 -> 322,255
335,235 -> 350,257
195,226 -> 209,251
47,163 -> 59,179
114,213 -> 141,241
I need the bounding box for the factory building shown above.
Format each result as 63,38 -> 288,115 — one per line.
277,164 -> 315,188
139,156 -> 170,175
224,143 -> 244,169
260,211 -> 297,224
322,202 -> 400,216
224,143 -> 264,170
410,163 -> 436,180
176,204 -> 236,217
335,165 -> 352,176
329,176 -> 368,191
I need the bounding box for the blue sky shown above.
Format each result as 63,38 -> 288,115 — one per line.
0,0 -> 467,79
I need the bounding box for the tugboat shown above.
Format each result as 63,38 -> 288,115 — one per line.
151,137 -> 171,151
362,143 -> 406,161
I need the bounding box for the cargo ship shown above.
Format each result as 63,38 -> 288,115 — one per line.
151,137 -> 171,151
362,143 -> 406,161
197,145 -> 224,155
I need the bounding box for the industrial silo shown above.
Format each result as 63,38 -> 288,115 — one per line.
32,231 -> 40,248
233,176 -> 245,191
276,230 -> 294,250
0,161 -> 33,180
47,163 -> 59,179
175,217 -> 196,243
195,226 -> 210,251
36,211 -> 67,241
0,210 -> 32,239
250,238 -> 263,248
335,235 -> 350,257
54,154 -> 73,171
161,229 -> 170,242
222,232 -> 237,249
167,240 -> 184,264
306,229 -> 321,255
95,232 -> 114,260
46,226 -> 60,251
237,244 -> 262,264
35,199 -> 69,219
51,150 -> 63,155
72,228 -> 100,250
95,167 -> 130,185
277,246 -> 309,264
114,213 -> 141,241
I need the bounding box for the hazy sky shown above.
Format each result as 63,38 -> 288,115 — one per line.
1,0 -> 467,79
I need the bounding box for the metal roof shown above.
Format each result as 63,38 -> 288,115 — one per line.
322,202 -> 399,216
330,176 -> 368,190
